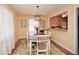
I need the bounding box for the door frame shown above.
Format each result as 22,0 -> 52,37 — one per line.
74,6 -> 78,54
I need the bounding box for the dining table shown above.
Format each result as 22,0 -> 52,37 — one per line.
29,34 -> 50,55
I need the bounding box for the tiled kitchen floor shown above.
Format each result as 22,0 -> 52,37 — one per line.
13,39 -> 65,55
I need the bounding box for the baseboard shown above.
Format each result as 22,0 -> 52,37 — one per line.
11,38 -> 27,55
51,40 -> 75,55
11,38 -> 75,55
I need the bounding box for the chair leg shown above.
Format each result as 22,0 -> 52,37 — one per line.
48,40 -> 50,55
47,51 -> 48,55
35,44 -> 38,55
29,41 -> 32,55
27,45 -> 30,55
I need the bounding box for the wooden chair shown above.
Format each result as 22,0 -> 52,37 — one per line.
28,33 -> 50,55
36,35 -> 50,55
26,31 -> 37,55
26,31 -> 29,54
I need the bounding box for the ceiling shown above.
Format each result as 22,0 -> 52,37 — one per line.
12,4 -> 63,16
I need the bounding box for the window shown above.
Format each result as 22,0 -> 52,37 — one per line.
29,19 -> 39,31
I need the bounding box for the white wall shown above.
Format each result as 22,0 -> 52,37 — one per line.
0,5 -> 14,54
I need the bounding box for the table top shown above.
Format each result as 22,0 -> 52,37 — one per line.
29,39 -> 50,42
35,34 -> 49,37
29,34 -> 50,42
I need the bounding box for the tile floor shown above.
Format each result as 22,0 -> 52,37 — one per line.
13,39 -> 65,55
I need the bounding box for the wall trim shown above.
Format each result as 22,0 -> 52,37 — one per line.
11,39 -> 21,55
11,38 -> 26,55
11,38 -> 75,55
74,6 -> 78,54
51,40 -> 76,55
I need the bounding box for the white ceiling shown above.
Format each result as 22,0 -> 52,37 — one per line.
12,4 -> 63,16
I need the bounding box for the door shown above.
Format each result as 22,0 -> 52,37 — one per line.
78,8 -> 79,54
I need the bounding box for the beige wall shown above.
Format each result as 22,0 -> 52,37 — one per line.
18,14 -> 32,38
4,5 -> 49,42
5,4 -> 79,54
48,4 -> 79,54
18,13 -> 48,38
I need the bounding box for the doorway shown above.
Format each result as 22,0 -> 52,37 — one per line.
76,7 -> 79,54
77,8 -> 79,54
74,7 -> 79,55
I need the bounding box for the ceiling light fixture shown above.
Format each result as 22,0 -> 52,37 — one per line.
34,5 -> 41,21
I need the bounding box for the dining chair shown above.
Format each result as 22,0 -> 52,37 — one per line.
36,35 -> 50,55
26,31 -> 29,54
37,40 -> 49,55
26,31 -> 37,55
